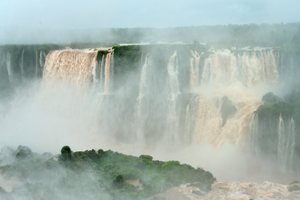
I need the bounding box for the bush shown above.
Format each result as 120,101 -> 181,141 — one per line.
15,145 -> 32,159
60,146 -> 72,161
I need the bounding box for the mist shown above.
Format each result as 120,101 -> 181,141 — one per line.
1,0 -> 300,44
1,44 -> 298,182
1,1 -> 300,199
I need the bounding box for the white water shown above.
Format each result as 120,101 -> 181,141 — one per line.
165,51 -> 180,143
6,52 -> 13,83
250,114 -> 296,173
104,52 -> 113,94
167,181 -> 300,200
278,116 -> 296,172
2,46 -> 295,182
189,48 -> 277,147
135,55 -> 150,144
44,48 -> 113,93
41,47 -> 279,149
190,50 -> 201,89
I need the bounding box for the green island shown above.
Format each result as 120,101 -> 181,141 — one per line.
0,146 -> 215,200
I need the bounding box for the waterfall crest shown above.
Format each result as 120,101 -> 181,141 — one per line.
43,49 -> 98,82
201,48 -> 278,88
43,48 -> 113,93
188,48 -> 278,146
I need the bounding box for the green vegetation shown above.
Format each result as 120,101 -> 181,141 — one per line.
0,146 -> 215,200
66,146 -> 215,199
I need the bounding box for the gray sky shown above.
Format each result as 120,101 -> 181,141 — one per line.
1,0 -> 299,28
0,0 -> 299,43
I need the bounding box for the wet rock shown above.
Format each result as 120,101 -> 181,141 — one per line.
262,92 -> 282,104
288,181 -> 300,192
221,96 -> 237,126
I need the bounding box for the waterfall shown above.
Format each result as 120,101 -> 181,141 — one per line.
135,55 -> 151,144
201,49 -> 238,87
189,50 -> 201,89
190,48 -> 275,146
249,113 -> 296,172
6,52 -> 13,83
249,114 -> 260,155
43,49 -> 98,82
192,95 -> 222,144
277,116 -> 296,171
110,53 -> 114,92
98,54 -> 105,91
43,48 -> 113,93
92,55 -> 97,83
20,49 -> 25,80
39,51 -> 46,69
123,47 -> 279,147
201,49 -> 278,88
104,52 -> 112,94
39,46 -> 281,149
165,51 -> 180,143
239,49 -> 279,87
184,104 -> 192,144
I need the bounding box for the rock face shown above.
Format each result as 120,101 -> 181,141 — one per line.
288,181 -> 300,192
250,90 -> 300,172
0,45 -> 61,103
262,92 -> 283,104
220,96 -> 237,126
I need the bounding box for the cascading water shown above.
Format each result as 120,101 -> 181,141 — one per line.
19,49 -> 25,80
165,51 -> 180,143
201,48 -> 278,88
188,48 -> 278,146
277,115 -> 296,172
43,48 -> 113,93
135,55 -> 150,144
104,52 -> 113,94
43,49 -> 99,82
96,54 -> 106,91
1,43 -> 298,189
40,46 -> 281,150
249,113 -> 296,172
189,50 -> 201,89
249,113 -> 260,156
6,52 -> 12,83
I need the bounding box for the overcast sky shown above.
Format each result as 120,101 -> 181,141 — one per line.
0,0 -> 299,43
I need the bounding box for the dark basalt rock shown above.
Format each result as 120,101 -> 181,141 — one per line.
262,92 -> 283,105
221,96 -> 237,126
288,181 -> 300,192
256,92 -> 293,119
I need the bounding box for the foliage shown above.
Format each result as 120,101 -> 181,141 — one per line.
0,146 -> 215,200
